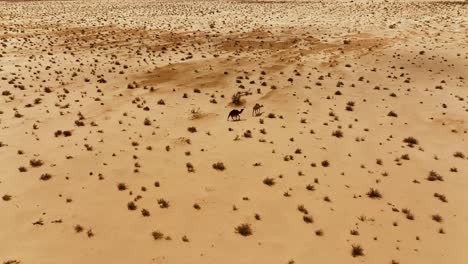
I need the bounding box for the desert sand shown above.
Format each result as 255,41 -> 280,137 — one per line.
0,0 -> 467,263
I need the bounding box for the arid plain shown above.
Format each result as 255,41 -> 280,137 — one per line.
0,0 -> 467,263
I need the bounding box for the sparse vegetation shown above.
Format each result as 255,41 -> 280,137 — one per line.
40,173 -> 52,181
434,193 -> 448,203
127,201 -> 137,210
231,92 -> 242,105
212,162 -> 225,171
432,214 -> 443,223
152,231 -> 164,240
303,215 -> 313,223
367,188 -> 382,199
117,183 -> 127,191
321,160 -> 330,167
351,244 -> 364,257
141,209 -> 150,217
1,2 -> 464,262
74,225 -> 84,233
186,162 -> 195,172
332,130 -> 343,138
157,198 -> 170,208
263,177 -> 275,186
427,171 -> 444,181
315,229 -> 324,236
30,159 -> 43,167
235,223 -> 252,236
403,137 -> 419,146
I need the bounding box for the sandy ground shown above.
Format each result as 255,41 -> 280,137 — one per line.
0,0 -> 467,263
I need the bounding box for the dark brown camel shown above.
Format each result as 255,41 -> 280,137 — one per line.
227,109 -> 244,121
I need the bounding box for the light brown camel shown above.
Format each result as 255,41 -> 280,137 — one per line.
252,103 -> 263,116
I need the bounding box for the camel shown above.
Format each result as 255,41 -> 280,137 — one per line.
227,109 -> 244,121
252,103 -> 263,116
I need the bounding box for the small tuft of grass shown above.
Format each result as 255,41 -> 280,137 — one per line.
157,198 -> 170,208
141,209 -> 150,217
231,92 -> 242,105
74,225 -> 84,233
298,204 -> 308,214
263,177 -> 275,186
427,171 -> 444,181
434,193 -> 448,203
212,162 -> 225,171
235,223 -> 252,236
351,244 -> 364,257
152,231 -> 164,240
40,173 -> 52,181
127,201 -> 137,210
332,130 -> 343,138
406,212 -> 415,220
30,159 -> 43,167
303,215 -> 313,223
186,162 -> 195,173
431,214 -> 443,223
315,229 -> 323,236
403,137 -> 418,146
366,188 -> 382,199
117,183 -> 127,191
